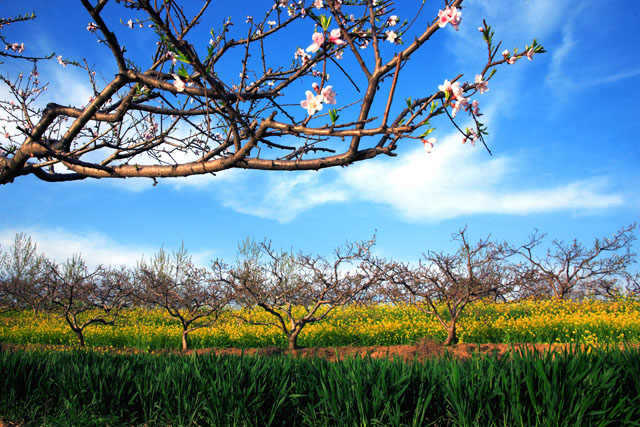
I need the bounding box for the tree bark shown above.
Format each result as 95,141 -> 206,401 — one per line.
181,330 -> 190,352
443,323 -> 457,346
74,328 -> 85,347
287,327 -> 302,350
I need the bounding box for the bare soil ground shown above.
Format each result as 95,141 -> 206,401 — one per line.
3,340 -> 633,361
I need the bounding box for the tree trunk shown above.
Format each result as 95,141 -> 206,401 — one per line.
443,323 -> 457,346
181,330 -> 190,352
74,328 -> 85,347
287,327 -> 302,350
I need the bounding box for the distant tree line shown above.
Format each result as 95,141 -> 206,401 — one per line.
1,225 -> 637,350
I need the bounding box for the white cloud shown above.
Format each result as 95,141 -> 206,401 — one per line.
45,66 -> 95,109
211,133 -> 624,223
0,227 -> 215,269
545,21 -> 576,90
220,171 -> 348,222
590,68 -> 640,86
341,135 -> 623,221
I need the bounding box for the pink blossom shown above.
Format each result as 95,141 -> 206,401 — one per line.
450,81 -> 463,100
143,118 -> 159,141
463,129 -> 478,145
526,49 -> 534,60
388,15 -> 399,26
475,75 -> 488,94
423,137 -> 436,153
87,22 -> 98,32
502,49 -> 510,58
507,56 -> 517,64
4,132 -> 10,139
451,101 -> 461,119
295,47 -> 311,64
314,0 -> 323,9
329,29 -> 345,46
335,50 -> 343,59
321,85 -> 336,104
312,82 -> 320,93
438,79 -> 452,94
57,55 -> 66,67
172,74 -> 186,92
306,32 -> 325,53
439,80 -> 463,101
385,30 -> 398,43
7,43 -> 24,53
300,90 -> 324,115
478,26 -> 484,32
127,19 -> 134,29
450,97 -> 468,119
312,69 -> 329,79
267,20 -> 276,27
469,99 -> 480,115
437,6 -> 461,31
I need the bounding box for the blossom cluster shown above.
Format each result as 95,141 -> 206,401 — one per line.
439,75 -> 488,118
306,29 -> 345,53
502,48 -> 535,65
300,83 -> 336,115
5,42 -> 25,53
437,74 -> 489,145
437,6 -> 461,30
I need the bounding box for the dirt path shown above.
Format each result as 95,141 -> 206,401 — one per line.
4,339 -> 633,361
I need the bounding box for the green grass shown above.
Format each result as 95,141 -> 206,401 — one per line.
1,345 -> 639,426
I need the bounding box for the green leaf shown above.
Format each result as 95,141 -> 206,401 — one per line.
419,127 -> 435,138
177,65 -> 189,78
175,50 -> 190,65
329,109 -> 339,125
319,15 -> 332,31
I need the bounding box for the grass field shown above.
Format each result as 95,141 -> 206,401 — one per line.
2,344 -> 640,426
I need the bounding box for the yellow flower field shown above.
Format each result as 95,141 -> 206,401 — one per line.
1,299 -> 639,349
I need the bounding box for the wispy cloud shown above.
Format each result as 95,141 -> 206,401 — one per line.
545,21 -> 577,90
341,135 -> 623,221
210,133 -> 624,223
0,227 -> 215,269
219,171 -> 348,222
589,68 -> 640,86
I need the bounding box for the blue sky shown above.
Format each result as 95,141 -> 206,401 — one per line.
1,0 -> 639,268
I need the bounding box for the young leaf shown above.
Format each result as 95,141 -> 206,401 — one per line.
329,109 -> 339,125
420,127 -> 435,138
319,15 -> 332,31
177,65 -> 189,78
